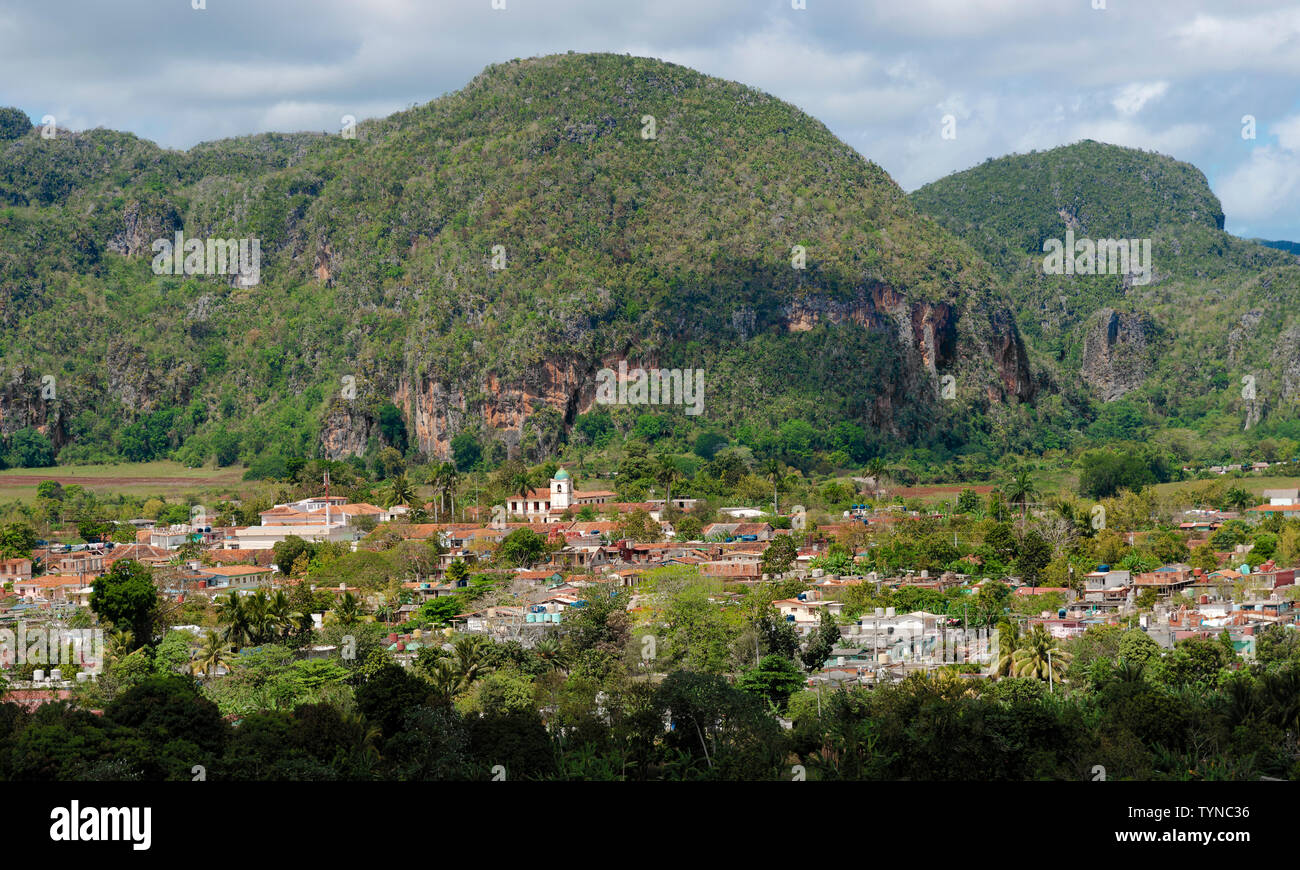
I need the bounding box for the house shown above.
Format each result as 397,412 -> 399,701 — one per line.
233,522 -> 361,550
701,522 -> 775,542
13,575 -> 89,602
198,564 -> 275,591
701,547 -> 765,578
839,609 -> 954,661
719,507 -> 765,519
0,558 -> 33,584
647,496 -> 701,512
1262,488 -> 1299,506
774,595 -> 846,635
151,522 -> 219,550
506,468 -> 616,522
1133,565 -> 1197,597
1076,568 -> 1132,614
104,544 -> 173,568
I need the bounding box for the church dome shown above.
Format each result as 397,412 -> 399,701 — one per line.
553,468 -> 570,481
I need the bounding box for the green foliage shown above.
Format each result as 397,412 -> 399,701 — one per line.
89,559 -> 159,646
0,107 -> 31,140
496,528 -> 547,568
736,654 -> 805,712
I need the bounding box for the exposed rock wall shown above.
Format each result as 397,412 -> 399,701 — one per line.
1080,308 -> 1154,401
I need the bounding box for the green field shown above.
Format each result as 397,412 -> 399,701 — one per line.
0,461 -> 254,503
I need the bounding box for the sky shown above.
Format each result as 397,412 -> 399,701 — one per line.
1,0 -> 1298,239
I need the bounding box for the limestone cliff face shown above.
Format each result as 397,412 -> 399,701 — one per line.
1080,308 -> 1155,401
319,401 -> 374,460
783,285 -> 1032,404
105,198 -> 182,258
313,284 -> 1036,462
393,356 -> 589,460
0,367 -> 65,447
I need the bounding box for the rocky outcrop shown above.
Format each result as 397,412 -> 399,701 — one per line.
319,401 -> 374,460
355,284 -> 1037,462
105,198 -> 182,258
1080,308 -> 1155,401
393,356 -> 591,460
1273,324 -> 1300,405
0,367 -> 66,447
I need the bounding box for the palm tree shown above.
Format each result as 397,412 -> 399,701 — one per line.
243,590 -> 273,645
215,592 -> 252,649
762,459 -> 785,515
1011,624 -> 1071,687
864,458 -> 888,497
193,632 -> 231,678
995,620 -> 1020,677
267,589 -> 298,642
440,462 -> 459,521
385,473 -> 415,510
107,628 -> 136,662
332,591 -> 363,628
655,454 -> 682,511
508,470 -> 532,518
1005,468 -> 1040,531
426,657 -> 460,703
428,464 -> 448,521
1113,658 -> 1147,686
533,636 -> 568,674
451,635 -> 493,691
1223,486 -> 1252,513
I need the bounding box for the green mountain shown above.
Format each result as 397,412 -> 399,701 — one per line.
0,52 -> 1031,472
911,140 -> 1300,448
1259,239 -> 1300,256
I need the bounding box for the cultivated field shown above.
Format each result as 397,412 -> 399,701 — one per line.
0,461 -> 253,502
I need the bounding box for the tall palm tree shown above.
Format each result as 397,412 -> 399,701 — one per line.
440,462 -> 459,521
864,458 -> 888,497
655,454 -> 682,511
267,589 -> 299,642
762,459 -> 785,515
434,464 -> 451,520
995,620 -> 1020,677
193,632 -> 231,678
426,657 -> 460,703
215,591 -> 251,649
1223,486 -> 1252,513
385,473 -> 415,510
508,470 -> 532,518
243,590 -> 273,645
1012,624 -> 1071,686
1005,468 -> 1040,531
107,628 -> 136,662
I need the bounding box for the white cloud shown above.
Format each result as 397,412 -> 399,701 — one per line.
0,0 -> 1296,235
1217,145 -> 1300,222
1217,113 -> 1300,223
1112,82 -> 1169,116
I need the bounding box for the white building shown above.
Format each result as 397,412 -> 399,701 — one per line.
506,468 -> 616,522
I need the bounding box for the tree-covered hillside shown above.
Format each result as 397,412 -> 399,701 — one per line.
0,53 -> 1030,473
911,140 -> 1300,454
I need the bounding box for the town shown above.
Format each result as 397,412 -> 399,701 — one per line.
1,455 -> 1297,781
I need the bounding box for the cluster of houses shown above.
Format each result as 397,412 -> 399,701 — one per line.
4,470 -> 1300,689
